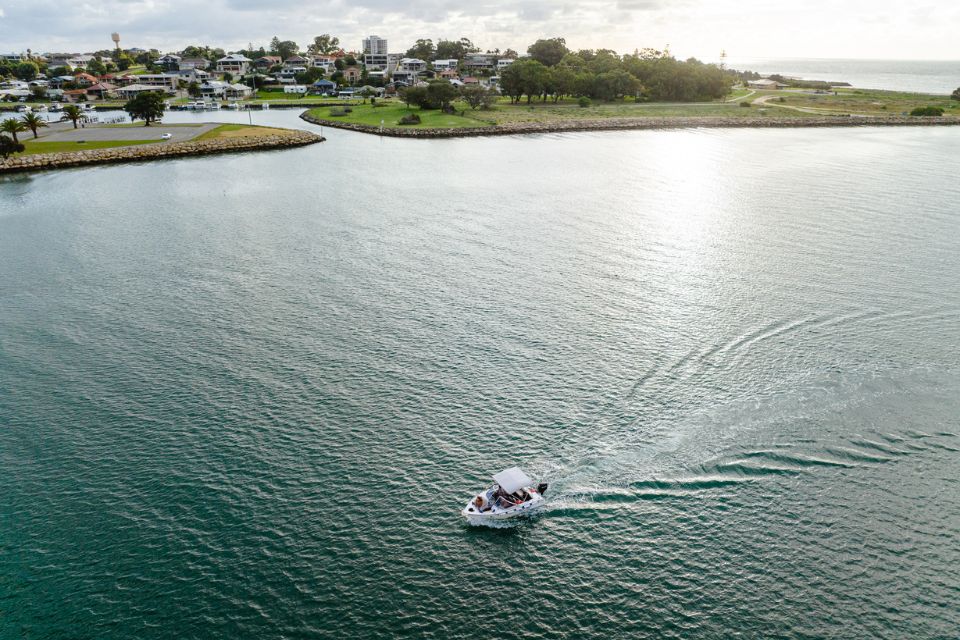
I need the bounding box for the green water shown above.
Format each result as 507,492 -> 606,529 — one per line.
2,117 -> 959,638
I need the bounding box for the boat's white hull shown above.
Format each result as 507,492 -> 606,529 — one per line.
462,490 -> 546,525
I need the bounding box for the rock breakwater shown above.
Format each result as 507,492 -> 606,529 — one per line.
0,131 -> 323,174
300,112 -> 960,138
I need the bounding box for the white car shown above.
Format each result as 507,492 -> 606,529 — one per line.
160,133 -> 173,140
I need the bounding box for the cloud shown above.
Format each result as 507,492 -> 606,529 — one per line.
0,0 -> 957,60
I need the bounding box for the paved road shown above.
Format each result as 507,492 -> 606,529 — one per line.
40,123 -> 218,143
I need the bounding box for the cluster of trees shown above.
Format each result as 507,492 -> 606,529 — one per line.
124,92 -> 166,125
499,39 -> 730,103
0,112 -> 50,159
399,81 -> 498,111
952,87 -> 960,101
0,60 -> 41,81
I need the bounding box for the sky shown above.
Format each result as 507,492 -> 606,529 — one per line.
1,0 -> 959,61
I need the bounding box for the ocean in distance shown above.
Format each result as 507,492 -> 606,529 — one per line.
2,111 -> 960,639
724,57 -> 960,94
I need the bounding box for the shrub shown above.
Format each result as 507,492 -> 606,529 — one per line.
910,106 -> 944,117
398,113 -> 421,125
740,101 -> 751,108
951,87 -> 960,101
329,107 -> 349,117
0,134 -> 25,159
578,96 -> 591,108
778,97 -> 786,103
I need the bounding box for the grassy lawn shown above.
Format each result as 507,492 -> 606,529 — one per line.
196,124 -> 297,140
20,139 -> 160,155
763,88 -> 960,116
307,103 -> 491,129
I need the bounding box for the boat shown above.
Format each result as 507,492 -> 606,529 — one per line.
462,467 -> 548,525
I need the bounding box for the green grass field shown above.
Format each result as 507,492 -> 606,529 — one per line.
307,103 -> 490,128
20,139 -> 159,155
770,88 -> 960,115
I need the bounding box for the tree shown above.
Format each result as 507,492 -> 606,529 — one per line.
309,34 -> 340,54
399,85 -> 426,109
952,87 -> 960,101
461,84 -> 497,109
295,67 -> 325,85
405,39 -> 436,60
527,38 -> 569,67
14,61 -> 39,81
30,85 -> 48,101
87,58 -> 107,76
116,54 -> 133,71
275,40 -> 299,60
435,39 -> 467,61
124,92 -> 166,126
549,65 -> 577,102
0,118 -> 27,143
0,134 -> 25,159
187,81 -> 201,97
500,58 -> 549,103
358,87 -> 374,103
426,80 -> 459,109
21,112 -> 48,139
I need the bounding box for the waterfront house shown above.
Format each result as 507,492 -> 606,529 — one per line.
433,59 -> 459,71
216,54 -> 251,75
137,74 -> 179,92
179,58 -> 209,70
277,67 -> 306,84
157,54 -> 181,70
309,55 -> 337,72
254,56 -> 281,70
283,55 -> 310,68
398,58 -> 427,72
86,82 -> 117,99
226,83 -> 252,99
73,72 -> 98,87
342,65 -> 362,84
497,58 -> 515,70
114,84 -> 168,99
463,53 -> 496,72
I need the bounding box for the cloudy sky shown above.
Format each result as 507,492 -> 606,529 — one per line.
0,0 -> 958,61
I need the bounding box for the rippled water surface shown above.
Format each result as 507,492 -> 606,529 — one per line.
2,114 -> 960,639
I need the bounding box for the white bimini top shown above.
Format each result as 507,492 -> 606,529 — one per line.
492,467 -> 533,494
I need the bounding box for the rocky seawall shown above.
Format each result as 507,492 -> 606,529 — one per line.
300,112 -> 960,138
0,131 -> 323,174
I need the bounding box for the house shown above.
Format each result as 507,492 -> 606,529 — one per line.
254,56 -> 281,70
391,70 -> 417,85
283,84 -> 308,94
86,82 -> 117,99
199,80 -> 229,97
497,58 -> 515,70
362,35 -> 389,70
398,58 -> 427,72
277,67 -> 306,84
176,68 -> 210,83
226,83 -> 252,99
309,55 -> 336,72
438,69 -> 459,79
1,53 -> 26,63
114,84 -> 167,99
311,79 -> 337,95
283,55 -> 310,68
748,78 -> 788,90
433,59 -> 458,71
216,54 -> 251,75
157,54 -> 181,70
73,72 -> 99,87
137,74 -> 179,91
179,58 -> 209,70
463,52 -> 496,72
342,65 -> 362,83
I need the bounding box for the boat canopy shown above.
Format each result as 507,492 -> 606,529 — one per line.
493,467 -> 533,494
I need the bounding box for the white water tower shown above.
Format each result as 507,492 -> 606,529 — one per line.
111,32 -> 121,50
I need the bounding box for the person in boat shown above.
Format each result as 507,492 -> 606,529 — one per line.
474,495 -> 489,512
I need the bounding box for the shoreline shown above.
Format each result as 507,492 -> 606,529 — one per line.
300,112 -> 960,138
0,129 -> 323,174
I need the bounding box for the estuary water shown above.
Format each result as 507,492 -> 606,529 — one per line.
2,112 -> 960,639
725,57 -> 960,94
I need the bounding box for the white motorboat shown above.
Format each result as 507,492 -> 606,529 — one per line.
462,467 -> 548,525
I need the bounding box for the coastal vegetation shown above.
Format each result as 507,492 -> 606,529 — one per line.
124,92 -> 166,126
